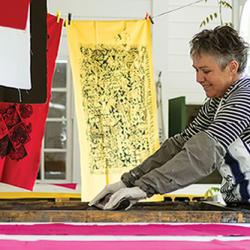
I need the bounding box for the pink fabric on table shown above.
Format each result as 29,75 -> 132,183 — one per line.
0,240 -> 250,250
0,224 -> 250,236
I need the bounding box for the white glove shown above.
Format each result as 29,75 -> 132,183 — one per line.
88,181 -> 126,207
103,186 -> 147,210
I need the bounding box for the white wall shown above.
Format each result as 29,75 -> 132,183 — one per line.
152,0 -> 232,135
47,0 -> 232,182
233,0 -> 247,30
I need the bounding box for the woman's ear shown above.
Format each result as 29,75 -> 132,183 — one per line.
228,59 -> 239,74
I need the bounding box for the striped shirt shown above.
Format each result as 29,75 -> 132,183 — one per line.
180,76 -> 250,150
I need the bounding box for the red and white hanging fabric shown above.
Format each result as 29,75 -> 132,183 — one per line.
0,0 -> 47,103
0,14 -> 63,190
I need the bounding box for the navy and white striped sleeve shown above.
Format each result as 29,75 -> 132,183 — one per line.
205,87 -> 250,150
180,98 -> 218,140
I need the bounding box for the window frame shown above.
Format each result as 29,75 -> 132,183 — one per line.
37,60 -> 73,184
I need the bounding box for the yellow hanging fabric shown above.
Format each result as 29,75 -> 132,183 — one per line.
67,19 -> 159,201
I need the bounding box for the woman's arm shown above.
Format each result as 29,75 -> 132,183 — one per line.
134,84 -> 250,196
121,98 -> 216,187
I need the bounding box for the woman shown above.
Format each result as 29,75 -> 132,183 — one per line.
89,26 -> 250,210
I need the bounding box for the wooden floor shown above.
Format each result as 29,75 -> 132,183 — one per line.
0,200 -> 250,223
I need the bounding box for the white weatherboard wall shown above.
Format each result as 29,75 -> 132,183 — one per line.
152,0 -> 232,136
47,0 -> 232,183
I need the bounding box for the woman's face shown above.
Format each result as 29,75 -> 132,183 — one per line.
192,53 -> 239,98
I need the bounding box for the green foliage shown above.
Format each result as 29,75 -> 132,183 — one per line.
200,0 -> 232,28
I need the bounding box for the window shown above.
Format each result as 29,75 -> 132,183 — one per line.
37,60 -> 73,183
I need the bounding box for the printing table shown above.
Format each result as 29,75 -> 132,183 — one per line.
0,200 -> 250,223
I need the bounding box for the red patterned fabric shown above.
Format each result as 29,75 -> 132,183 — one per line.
0,14 -> 63,189
0,0 -> 30,30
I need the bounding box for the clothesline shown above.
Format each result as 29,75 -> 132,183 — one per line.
57,0 -> 205,24
152,0 -> 204,19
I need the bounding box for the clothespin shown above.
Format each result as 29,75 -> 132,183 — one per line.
63,19 -> 67,27
63,13 -> 72,27
145,12 -> 154,24
68,13 -> 72,25
149,15 -> 154,24
56,10 -> 61,23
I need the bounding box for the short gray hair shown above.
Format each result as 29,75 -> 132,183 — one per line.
190,26 -> 249,73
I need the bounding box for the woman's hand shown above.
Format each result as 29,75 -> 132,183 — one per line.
88,181 -> 126,207
103,186 -> 147,210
